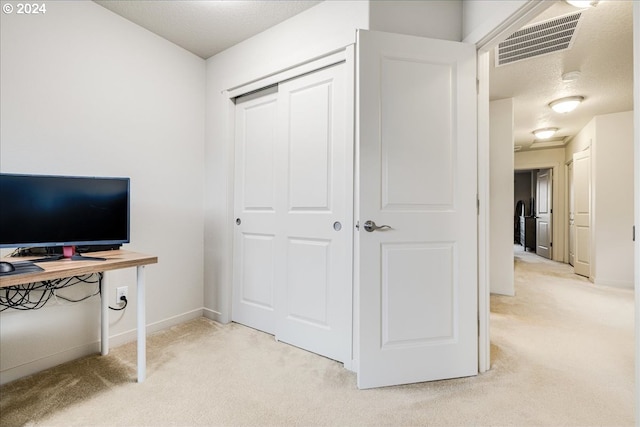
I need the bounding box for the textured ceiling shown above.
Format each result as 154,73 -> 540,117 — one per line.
94,0 -> 321,59
490,0 -> 634,151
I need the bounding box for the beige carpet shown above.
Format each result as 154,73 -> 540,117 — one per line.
0,248 -> 635,426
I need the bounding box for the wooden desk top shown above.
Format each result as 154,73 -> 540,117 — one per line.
0,250 -> 157,288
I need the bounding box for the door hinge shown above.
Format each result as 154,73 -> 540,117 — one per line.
476,79 -> 480,94
477,195 -> 480,215
633,225 -> 636,242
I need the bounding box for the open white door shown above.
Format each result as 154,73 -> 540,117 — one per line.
536,169 -> 552,259
568,161 -> 575,267
356,30 -> 478,389
573,149 -> 591,277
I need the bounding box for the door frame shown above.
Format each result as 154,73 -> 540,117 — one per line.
473,0 -> 559,374
511,165 -> 561,260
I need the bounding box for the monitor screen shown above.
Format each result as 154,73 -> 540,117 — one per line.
0,173 -> 130,249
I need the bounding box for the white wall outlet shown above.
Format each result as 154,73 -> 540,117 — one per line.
116,286 -> 128,304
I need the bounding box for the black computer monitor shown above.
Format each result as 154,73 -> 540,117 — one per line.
0,173 -> 130,257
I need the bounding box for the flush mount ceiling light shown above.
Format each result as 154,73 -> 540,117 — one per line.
533,128 -> 559,139
549,96 -> 584,113
566,0 -> 599,8
561,70 -> 582,82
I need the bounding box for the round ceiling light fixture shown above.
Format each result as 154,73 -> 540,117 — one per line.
549,96 -> 584,113
533,128 -> 559,140
566,0 -> 599,8
561,71 -> 581,82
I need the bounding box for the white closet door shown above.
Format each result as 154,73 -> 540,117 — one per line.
357,30 -> 478,389
232,89 -> 279,334
232,62 -> 353,365
275,63 -> 352,364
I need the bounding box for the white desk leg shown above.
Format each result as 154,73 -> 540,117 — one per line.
137,265 -> 146,383
101,273 -> 109,356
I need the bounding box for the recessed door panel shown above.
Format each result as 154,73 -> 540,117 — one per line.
381,243 -> 455,347
240,97 -> 277,211
240,234 -> 275,310
381,58 -> 453,211
286,238 -> 330,327
287,81 -> 332,212
234,233 -> 276,333
576,226 -> 591,265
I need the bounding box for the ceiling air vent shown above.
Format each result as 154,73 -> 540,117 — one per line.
496,11 -> 583,67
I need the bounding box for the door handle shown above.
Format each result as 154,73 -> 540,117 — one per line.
363,220 -> 391,232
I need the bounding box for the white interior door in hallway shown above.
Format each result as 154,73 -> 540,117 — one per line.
536,169 -> 553,259
232,62 -> 353,365
572,149 -> 591,278
568,161 -> 575,267
356,30 -> 478,389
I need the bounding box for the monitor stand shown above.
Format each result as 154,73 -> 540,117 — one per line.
31,246 -> 106,262
65,246 -> 106,261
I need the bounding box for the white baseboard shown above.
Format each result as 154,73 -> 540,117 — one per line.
108,308 -> 205,347
203,307 -> 225,323
0,308 -> 205,386
593,278 -> 634,289
0,342 -> 100,385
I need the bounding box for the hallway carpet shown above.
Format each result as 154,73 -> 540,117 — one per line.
0,248 -> 635,426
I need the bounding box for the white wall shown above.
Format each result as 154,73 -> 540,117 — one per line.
370,0 -> 462,41
565,119 -> 594,164
514,148 -> 566,263
490,99 -> 515,295
462,0 -> 530,44
0,1 -> 205,383
564,112 -> 634,289
592,112 -> 634,288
